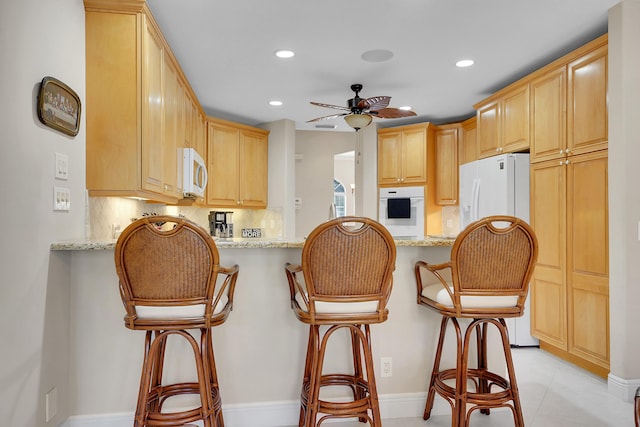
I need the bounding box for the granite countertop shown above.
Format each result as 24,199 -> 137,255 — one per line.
51,236 -> 455,251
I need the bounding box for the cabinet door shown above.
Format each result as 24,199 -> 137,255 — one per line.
501,84 -> 529,153
530,159 -> 567,349
460,118 -> 477,165
378,131 -> 403,184
476,100 -> 500,159
239,130 -> 268,208
435,127 -> 458,204
530,66 -> 567,163
566,150 -> 609,368
161,59 -> 182,198
141,18 -> 165,194
402,127 -> 427,184
194,112 -> 206,158
567,45 -> 608,156
207,123 -> 240,206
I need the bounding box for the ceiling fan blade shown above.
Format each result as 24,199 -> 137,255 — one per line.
306,113 -> 349,123
358,96 -> 391,111
310,101 -> 351,112
370,108 -> 417,119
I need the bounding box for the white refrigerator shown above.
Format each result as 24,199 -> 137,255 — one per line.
459,153 -> 538,347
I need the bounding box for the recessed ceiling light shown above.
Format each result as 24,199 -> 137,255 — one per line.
275,50 -> 295,59
399,106 -> 412,111
456,59 -> 475,68
269,100 -> 283,106
361,49 -> 394,63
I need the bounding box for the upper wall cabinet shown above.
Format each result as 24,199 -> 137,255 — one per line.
206,119 -> 269,209
434,124 -> 460,205
476,83 -> 530,159
567,44 -> 608,157
459,116 -> 477,165
530,37 -> 608,163
84,0 -> 204,203
377,123 -> 435,186
529,66 -> 567,162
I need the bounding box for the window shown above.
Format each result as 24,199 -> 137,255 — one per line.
333,179 -> 346,217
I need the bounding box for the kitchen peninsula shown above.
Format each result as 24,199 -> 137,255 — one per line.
52,236 -> 457,425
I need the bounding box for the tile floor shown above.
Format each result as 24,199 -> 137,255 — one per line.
292,347 -> 635,427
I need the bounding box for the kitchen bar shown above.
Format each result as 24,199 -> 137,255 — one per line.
52,237 -> 457,425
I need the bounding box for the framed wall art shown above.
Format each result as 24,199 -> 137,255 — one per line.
37,76 -> 81,137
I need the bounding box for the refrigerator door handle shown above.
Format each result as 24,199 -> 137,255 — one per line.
471,178 -> 480,222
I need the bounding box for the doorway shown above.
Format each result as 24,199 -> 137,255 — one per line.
334,150 -> 355,217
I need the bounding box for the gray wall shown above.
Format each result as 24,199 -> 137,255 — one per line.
0,0 -> 87,425
294,130 -> 357,237
608,0 -> 640,395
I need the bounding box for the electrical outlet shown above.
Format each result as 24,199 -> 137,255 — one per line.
53,187 -> 70,211
381,357 -> 392,377
45,387 -> 57,422
112,224 -> 122,240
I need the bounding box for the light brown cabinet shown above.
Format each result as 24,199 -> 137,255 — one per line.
377,123 -> 434,186
530,150 -> 609,377
528,35 -> 609,377
530,66 -> 567,162
567,44 -> 608,157
206,119 -> 269,208
434,124 -> 459,205
459,116 -> 477,165
530,41 -> 608,163
85,0 -> 202,203
475,83 -> 530,159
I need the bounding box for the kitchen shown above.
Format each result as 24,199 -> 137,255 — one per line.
2,1 -> 640,427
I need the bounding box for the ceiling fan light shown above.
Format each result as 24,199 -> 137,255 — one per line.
344,113 -> 372,131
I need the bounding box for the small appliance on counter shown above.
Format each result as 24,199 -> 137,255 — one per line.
209,211 -> 234,238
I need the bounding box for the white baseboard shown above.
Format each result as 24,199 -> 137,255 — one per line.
608,373 -> 640,402
63,392 -> 453,427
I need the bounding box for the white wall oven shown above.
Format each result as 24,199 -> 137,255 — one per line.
378,186 -> 425,239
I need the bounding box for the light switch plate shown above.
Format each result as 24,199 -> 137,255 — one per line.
53,187 -> 70,211
55,152 -> 69,180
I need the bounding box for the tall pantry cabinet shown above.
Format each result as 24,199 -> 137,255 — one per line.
529,35 -> 609,377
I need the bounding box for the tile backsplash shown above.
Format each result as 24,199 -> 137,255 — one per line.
441,205 -> 460,236
87,196 -> 283,241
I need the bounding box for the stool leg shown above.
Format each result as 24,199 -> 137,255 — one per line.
135,330 -> 171,427
298,326 -> 316,427
350,326 -> 366,423
361,324 -> 382,427
498,319 -> 525,427
423,317 -> 449,421
453,318 -> 469,427
475,322 -> 490,415
202,328 -> 222,427
134,331 -> 153,427
302,325 -> 321,427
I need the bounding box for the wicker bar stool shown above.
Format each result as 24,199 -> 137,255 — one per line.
285,217 -> 396,427
414,216 -> 538,427
115,215 -> 239,427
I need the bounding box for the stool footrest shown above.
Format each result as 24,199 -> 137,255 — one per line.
434,368 -> 515,405
301,373 -> 374,416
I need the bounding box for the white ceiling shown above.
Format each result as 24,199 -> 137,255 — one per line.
147,0 -> 619,132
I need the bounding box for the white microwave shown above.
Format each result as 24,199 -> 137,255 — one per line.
183,148 -> 208,198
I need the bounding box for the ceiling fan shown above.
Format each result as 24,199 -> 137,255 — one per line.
307,83 -> 417,130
